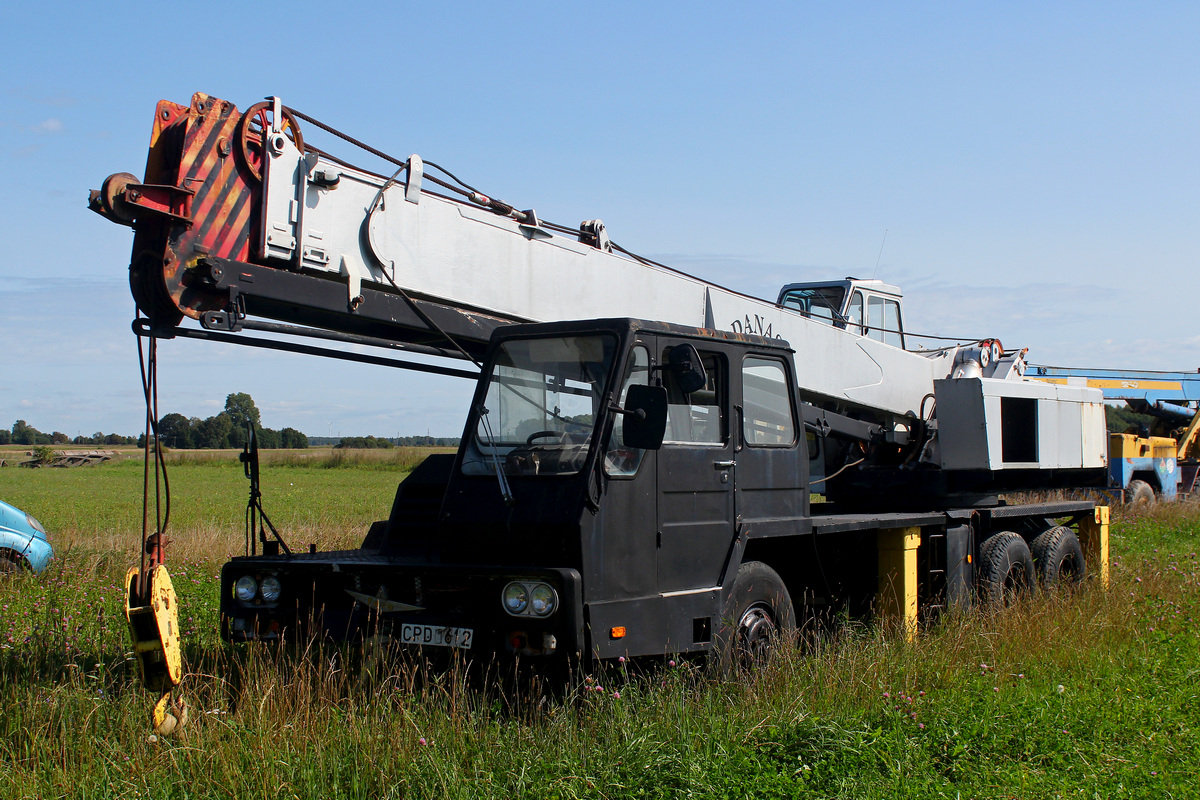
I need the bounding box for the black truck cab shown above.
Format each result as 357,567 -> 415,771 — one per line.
221,318 -> 811,659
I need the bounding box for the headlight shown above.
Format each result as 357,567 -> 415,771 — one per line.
25,512 -> 45,536
259,575 -> 282,602
530,584 -> 557,616
503,580 -> 559,617
502,582 -> 529,614
234,575 -> 258,602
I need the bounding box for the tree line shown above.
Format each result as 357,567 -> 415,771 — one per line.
0,420 -> 135,447
3,394 -> 307,451
154,393 -> 308,450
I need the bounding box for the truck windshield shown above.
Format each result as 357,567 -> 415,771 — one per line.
779,286 -> 847,324
464,334 -> 617,477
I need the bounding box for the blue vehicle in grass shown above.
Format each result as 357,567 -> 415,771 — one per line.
0,500 -> 53,574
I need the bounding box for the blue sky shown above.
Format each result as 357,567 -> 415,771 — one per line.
2,2 -> 1196,438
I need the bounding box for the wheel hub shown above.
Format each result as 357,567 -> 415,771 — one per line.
738,605 -> 777,662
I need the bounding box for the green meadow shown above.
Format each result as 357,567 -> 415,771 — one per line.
0,453 -> 1197,798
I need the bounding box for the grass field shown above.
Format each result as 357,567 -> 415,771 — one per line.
1,455 -> 1198,798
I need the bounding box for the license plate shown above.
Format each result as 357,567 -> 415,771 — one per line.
399,623 -> 473,650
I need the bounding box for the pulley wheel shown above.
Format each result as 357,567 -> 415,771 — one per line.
238,101 -> 305,182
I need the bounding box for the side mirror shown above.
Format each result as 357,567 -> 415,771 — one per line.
668,344 -> 707,395
615,384 -> 667,450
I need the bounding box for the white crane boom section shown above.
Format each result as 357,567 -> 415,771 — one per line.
263,139 -> 951,423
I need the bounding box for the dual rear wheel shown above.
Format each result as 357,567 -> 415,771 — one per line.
978,527 -> 1086,605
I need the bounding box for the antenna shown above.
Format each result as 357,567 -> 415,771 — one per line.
872,229 -> 888,279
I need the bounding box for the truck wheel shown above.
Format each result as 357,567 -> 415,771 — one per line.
1127,479 -> 1156,510
717,561 -> 795,671
978,532 -> 1034,606
0,557 -> 22,576
1029,526 -> 1086,588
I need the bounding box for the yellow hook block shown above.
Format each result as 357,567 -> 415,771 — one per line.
124,565 -> 183,697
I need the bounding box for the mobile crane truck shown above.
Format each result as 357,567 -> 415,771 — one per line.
91,93 -> 1111,671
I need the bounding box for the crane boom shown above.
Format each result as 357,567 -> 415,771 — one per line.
91,92 -> 1107,481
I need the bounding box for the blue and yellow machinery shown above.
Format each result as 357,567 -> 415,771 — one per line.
1030,366 -> 1200,502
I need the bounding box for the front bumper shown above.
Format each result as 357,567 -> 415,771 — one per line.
219,552 -> 584,657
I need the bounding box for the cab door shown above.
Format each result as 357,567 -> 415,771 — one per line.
734,354 -> 808,538
656,341 -> 736,593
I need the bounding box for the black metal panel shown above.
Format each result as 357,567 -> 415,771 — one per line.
985,500 -> 1096,518
586,589 -> 721,659
810,512 -> 947,535
586,595 -> 667,658
203,258 -> 512,358
583,450 -> 659,605
944,520 -> 973,610
383,454 -> 456,546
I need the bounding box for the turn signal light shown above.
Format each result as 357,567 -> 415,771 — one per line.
610,626 -> 626,639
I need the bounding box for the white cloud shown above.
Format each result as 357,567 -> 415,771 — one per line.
29,118 -> 63,134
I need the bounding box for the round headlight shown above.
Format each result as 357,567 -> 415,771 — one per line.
260,575 -> 282,602
503,582 -> 528,615
24,512 -> 45,536
530,584 -> 557,616
234,575 -> 258,602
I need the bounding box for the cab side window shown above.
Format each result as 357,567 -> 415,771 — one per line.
663,350 -> 725,445
742,357 -> 796,446
867,296 -> 904,348
845,291 -> 864,335
605,346 -> 650,477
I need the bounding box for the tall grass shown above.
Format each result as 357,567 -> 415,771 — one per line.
0,463 -> 1198,797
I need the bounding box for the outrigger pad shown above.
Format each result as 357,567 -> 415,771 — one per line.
124,565 -> 183,693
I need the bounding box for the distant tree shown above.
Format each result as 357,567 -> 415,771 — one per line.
157,413 -> 193,449
224,393 -> 261,430
51,431 -> 69,444
256,428 -> 282,449
280,427 -> 309,449
0,430 -> 9,445
194,414 -> 234,449
11,420 -> 37,446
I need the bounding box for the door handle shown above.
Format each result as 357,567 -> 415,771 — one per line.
714,460 -> 736,469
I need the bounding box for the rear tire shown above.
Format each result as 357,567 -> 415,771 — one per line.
717,561 -> 795,672
1029,526 -> 1086,588
978,532 -> 1034,606
1127,479 -> 1156,510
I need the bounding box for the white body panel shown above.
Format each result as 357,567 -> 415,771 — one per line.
934,378 -> 1107,471
264,146 -> 952,420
